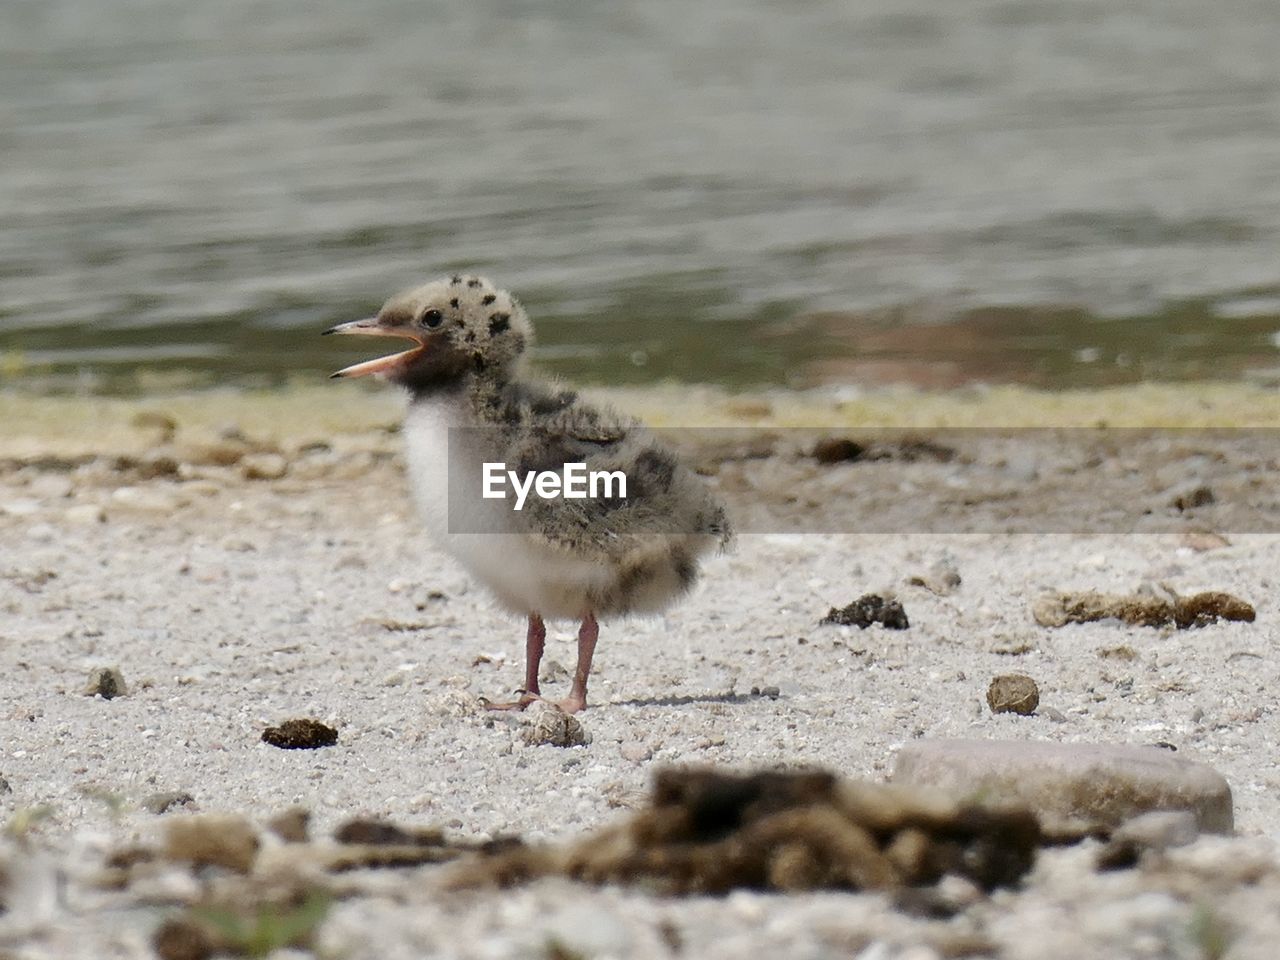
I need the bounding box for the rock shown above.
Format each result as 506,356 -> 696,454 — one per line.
451,767 -> 1041,894
142,791 -> 195,815
1037,705 -> 1068,723
620,741 -> 653,763
84,666 -> 127,700
268,807 -> 311,843
0,775 -> 11,794
522,704 -> 590,747
262,718 -> 338,750
907,557 -> 961,596
183,443 -> 246,467
28,475 -> 74,500
1181,531 -> 1231,552
1098,810 -> 1200,870
543,904 -> 633,957
1,499 -> 41,517
65,503 -> 106,525
241,453 -> 289,481
1032,590 -> 1255,629
164,814 -> 260,872
986,675 -> 1040,715
821,594 -> 909,630
892,739 -> 1233,834
334,818 -> 444,847
135,452 -> 181,480
152,917 -> 214,960
1172,485 -> 1215,511
811,437 -> 866,464
110,486 -> 182,512
131,411 -> 179,441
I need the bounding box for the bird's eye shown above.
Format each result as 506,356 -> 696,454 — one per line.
421,309 -> 444,328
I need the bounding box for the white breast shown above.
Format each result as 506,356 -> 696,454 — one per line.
401,397 -> 610,619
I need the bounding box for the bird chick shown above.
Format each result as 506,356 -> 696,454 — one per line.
327,275 -> 730,712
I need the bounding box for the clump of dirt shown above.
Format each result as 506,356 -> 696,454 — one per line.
1033,591 -> 1255,630
821,595 -> 910,630
448,767 -> 1041,895
261,718 -> 338,750
987,675 -> 1040,715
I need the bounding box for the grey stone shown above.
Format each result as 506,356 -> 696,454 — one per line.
892,739 -> 1233,834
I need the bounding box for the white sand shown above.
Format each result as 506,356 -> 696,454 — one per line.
1,382 -> 1278,959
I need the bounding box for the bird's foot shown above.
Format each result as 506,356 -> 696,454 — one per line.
553,694 -> 587,715
480,691 -> 541,712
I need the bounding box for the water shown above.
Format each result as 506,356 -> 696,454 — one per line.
3,0 -> 1280,392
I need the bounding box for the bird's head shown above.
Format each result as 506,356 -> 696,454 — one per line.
326,275 -> 532,389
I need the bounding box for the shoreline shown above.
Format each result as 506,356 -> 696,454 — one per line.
4,379 -> 1280,462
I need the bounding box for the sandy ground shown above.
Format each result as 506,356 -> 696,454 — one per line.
2,381 -> 1279,959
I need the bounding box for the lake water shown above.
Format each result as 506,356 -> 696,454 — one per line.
3,0 -> 1280,392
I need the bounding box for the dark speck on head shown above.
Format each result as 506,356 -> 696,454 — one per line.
467,278 -> 482,288
489,313 -> 510,336
482,294 -> 496,305
450,298 -> 460,308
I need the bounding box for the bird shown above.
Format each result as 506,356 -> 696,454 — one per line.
325,274 -> 731,713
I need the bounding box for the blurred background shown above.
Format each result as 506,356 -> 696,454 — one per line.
2,0 -> 1279,394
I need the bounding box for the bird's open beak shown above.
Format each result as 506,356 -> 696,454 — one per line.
324,318 -> 427,379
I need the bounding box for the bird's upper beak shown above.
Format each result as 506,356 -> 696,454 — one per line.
324,317 -> 427,379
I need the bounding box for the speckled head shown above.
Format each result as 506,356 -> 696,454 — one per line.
325,274 -> 532,392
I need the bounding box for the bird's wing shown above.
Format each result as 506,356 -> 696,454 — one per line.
499,395 -> 728,559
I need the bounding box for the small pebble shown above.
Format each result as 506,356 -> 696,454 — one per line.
65,503 -> 107,525
986,674 -> 1039,715
241,453 -> 288,481
84,666 -> 128,700
907,557 -> 962,596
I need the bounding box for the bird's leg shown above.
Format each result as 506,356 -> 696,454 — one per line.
483,613 -> 545,711
555,612 -> 598,714
523,613 -> 546,697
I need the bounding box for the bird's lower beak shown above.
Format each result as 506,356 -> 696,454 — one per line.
324,318 -> 427,379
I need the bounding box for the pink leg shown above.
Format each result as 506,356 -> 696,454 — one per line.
556,613 -> 598,714
523,613 -> 546,696
483,614 -> 545,711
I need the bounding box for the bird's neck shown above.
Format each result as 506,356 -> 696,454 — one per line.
406,367 -> 525,424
